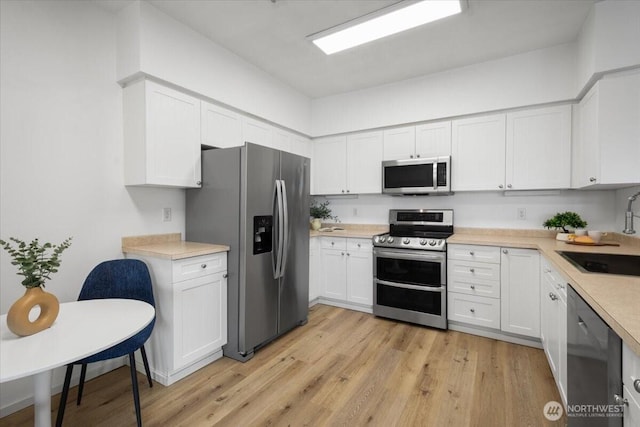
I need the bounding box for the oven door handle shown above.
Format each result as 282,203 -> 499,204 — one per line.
376,279 -> 445,292
373,249 -> 445,262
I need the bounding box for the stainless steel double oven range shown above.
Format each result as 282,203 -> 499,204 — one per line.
373,209 -> 453,330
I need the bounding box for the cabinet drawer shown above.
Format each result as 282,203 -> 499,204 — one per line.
172,253 -> 226,283
449,260 -> 501,282
448,276 -> 500,299
448,244 -> 501,263
448,292 -> 500,329
347,239 -> 372,252
541,259 -> 568,300
321,237 -> 347,250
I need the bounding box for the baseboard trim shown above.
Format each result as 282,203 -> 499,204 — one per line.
135,350 -> 224,387
316,298 -> 372,314
448,321 -> 542,349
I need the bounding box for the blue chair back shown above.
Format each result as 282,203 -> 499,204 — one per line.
77,259 -> 156,363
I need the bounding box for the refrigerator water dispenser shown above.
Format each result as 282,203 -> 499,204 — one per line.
253,215 -> 273,255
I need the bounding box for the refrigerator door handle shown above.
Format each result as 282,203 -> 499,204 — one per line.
279,179 -> 289,279
272,180 -> 282,279
273,179 -> 285,279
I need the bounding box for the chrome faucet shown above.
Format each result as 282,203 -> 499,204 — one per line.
623,191 -> 640,234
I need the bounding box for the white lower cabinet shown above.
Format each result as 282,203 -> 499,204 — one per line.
623,342 -> 640,426
500,248 -> 540,338
319,237 -> 373,312
540,257 -> 568,407
126,252 -> 228,386
448,244 -> 541,340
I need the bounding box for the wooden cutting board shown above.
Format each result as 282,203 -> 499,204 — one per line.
564,241 -> 621,247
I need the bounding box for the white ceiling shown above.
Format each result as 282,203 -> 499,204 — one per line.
96,0 -> 596,99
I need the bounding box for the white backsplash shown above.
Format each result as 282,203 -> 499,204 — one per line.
316,190 -> 619,232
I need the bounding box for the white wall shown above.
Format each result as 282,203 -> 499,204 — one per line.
0,0 -> 184,415
577,0 -> 640,93
311,43 -> 578,136
317,190 -> 617,232
117,1 -> 312,136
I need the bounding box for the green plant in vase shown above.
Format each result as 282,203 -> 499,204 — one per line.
310,199 -> 338,230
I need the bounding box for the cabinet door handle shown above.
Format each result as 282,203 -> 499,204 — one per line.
331,242 -> 335,246
341,252 -> 345,256
589,177 -> 597,182
634,379 -> 640,393
507,184 -> 512,189
196,180 -> 202,186
469,251 -> 474,256
498,184 -> 504,189
357,243 -> 361,248
470,285 -> 475,290
201,264 -> 207,269
347,253 -> 350,256
347,189 -> 350,193
416,154 -> 420,158
223,273 -> 228,279
502,249 -> 508,254
410,155 -> 414,159
469,308 -> 475,313
469,268 -> 475,273
549,292 -> 558,301
613,394 -> 628,407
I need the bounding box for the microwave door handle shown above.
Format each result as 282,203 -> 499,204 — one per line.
433,162 -> 438,190
376,280 -> 445,292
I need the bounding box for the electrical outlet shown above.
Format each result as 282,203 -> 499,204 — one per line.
162,207 -> 172,222
353,207 -> 358,216
517,208 -> 526,220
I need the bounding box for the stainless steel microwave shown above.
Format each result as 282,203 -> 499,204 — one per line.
382,156 -> 451,195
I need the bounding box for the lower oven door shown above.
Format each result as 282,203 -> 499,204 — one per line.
373,248 -> 447,329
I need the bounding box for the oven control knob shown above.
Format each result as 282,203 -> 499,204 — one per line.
387,237 -> 394,243
429,240 -> 437,246
419,239 -> 427,246
379,236 -> 386,243
373,236 -> 379,243
403,238 -> 410,245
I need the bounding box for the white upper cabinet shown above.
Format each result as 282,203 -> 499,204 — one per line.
347,131 -> 383,194
415,121 -> 452,158
451,114 -> 506,191
313,135 -> 348,195
124,79 -> 201,188
383,126 -> 415,160
573,71 -> 640,188
271,128 -> 293,153
505,105 -> 572,190
201,101 -> 242,149
383,122 -> 451,161
241,117 -> 273,148
313,131 -> 383,195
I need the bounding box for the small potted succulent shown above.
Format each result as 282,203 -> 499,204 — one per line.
0,237 -> 72,336
543,212 -> 587,241
310,199 -> 338,230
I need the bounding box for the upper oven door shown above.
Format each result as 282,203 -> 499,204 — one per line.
374,248 -> 445,287
382,156 -> 450,194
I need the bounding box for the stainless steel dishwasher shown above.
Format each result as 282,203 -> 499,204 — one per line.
567,285 -> 624,426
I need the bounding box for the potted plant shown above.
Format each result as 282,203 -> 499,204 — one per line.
0,237 -> 72,336
310,199 -> 338,230
543,212 -> 587,241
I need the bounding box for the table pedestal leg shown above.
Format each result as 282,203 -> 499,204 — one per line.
33,370 -> 52,427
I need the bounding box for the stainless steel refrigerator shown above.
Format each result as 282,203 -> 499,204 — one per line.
186,143 -> 310,362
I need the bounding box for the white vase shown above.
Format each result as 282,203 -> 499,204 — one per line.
310,218 -> 322,230
555,232 -> 572,241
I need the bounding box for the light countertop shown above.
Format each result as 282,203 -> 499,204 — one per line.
449,230 -> 640,357
310,223 -> 387,239
122,233 -> 229,260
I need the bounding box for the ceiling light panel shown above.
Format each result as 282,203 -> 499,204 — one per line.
310,0 -> 462,55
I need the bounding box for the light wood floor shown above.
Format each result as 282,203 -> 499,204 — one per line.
2,304 -> 565,426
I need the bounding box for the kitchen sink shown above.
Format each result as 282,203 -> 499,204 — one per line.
557,251 -> 640,277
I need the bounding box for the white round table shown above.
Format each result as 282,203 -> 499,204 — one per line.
1,299 -> 155,427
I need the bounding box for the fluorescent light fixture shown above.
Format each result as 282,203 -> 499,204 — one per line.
309,0 -> 462,55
